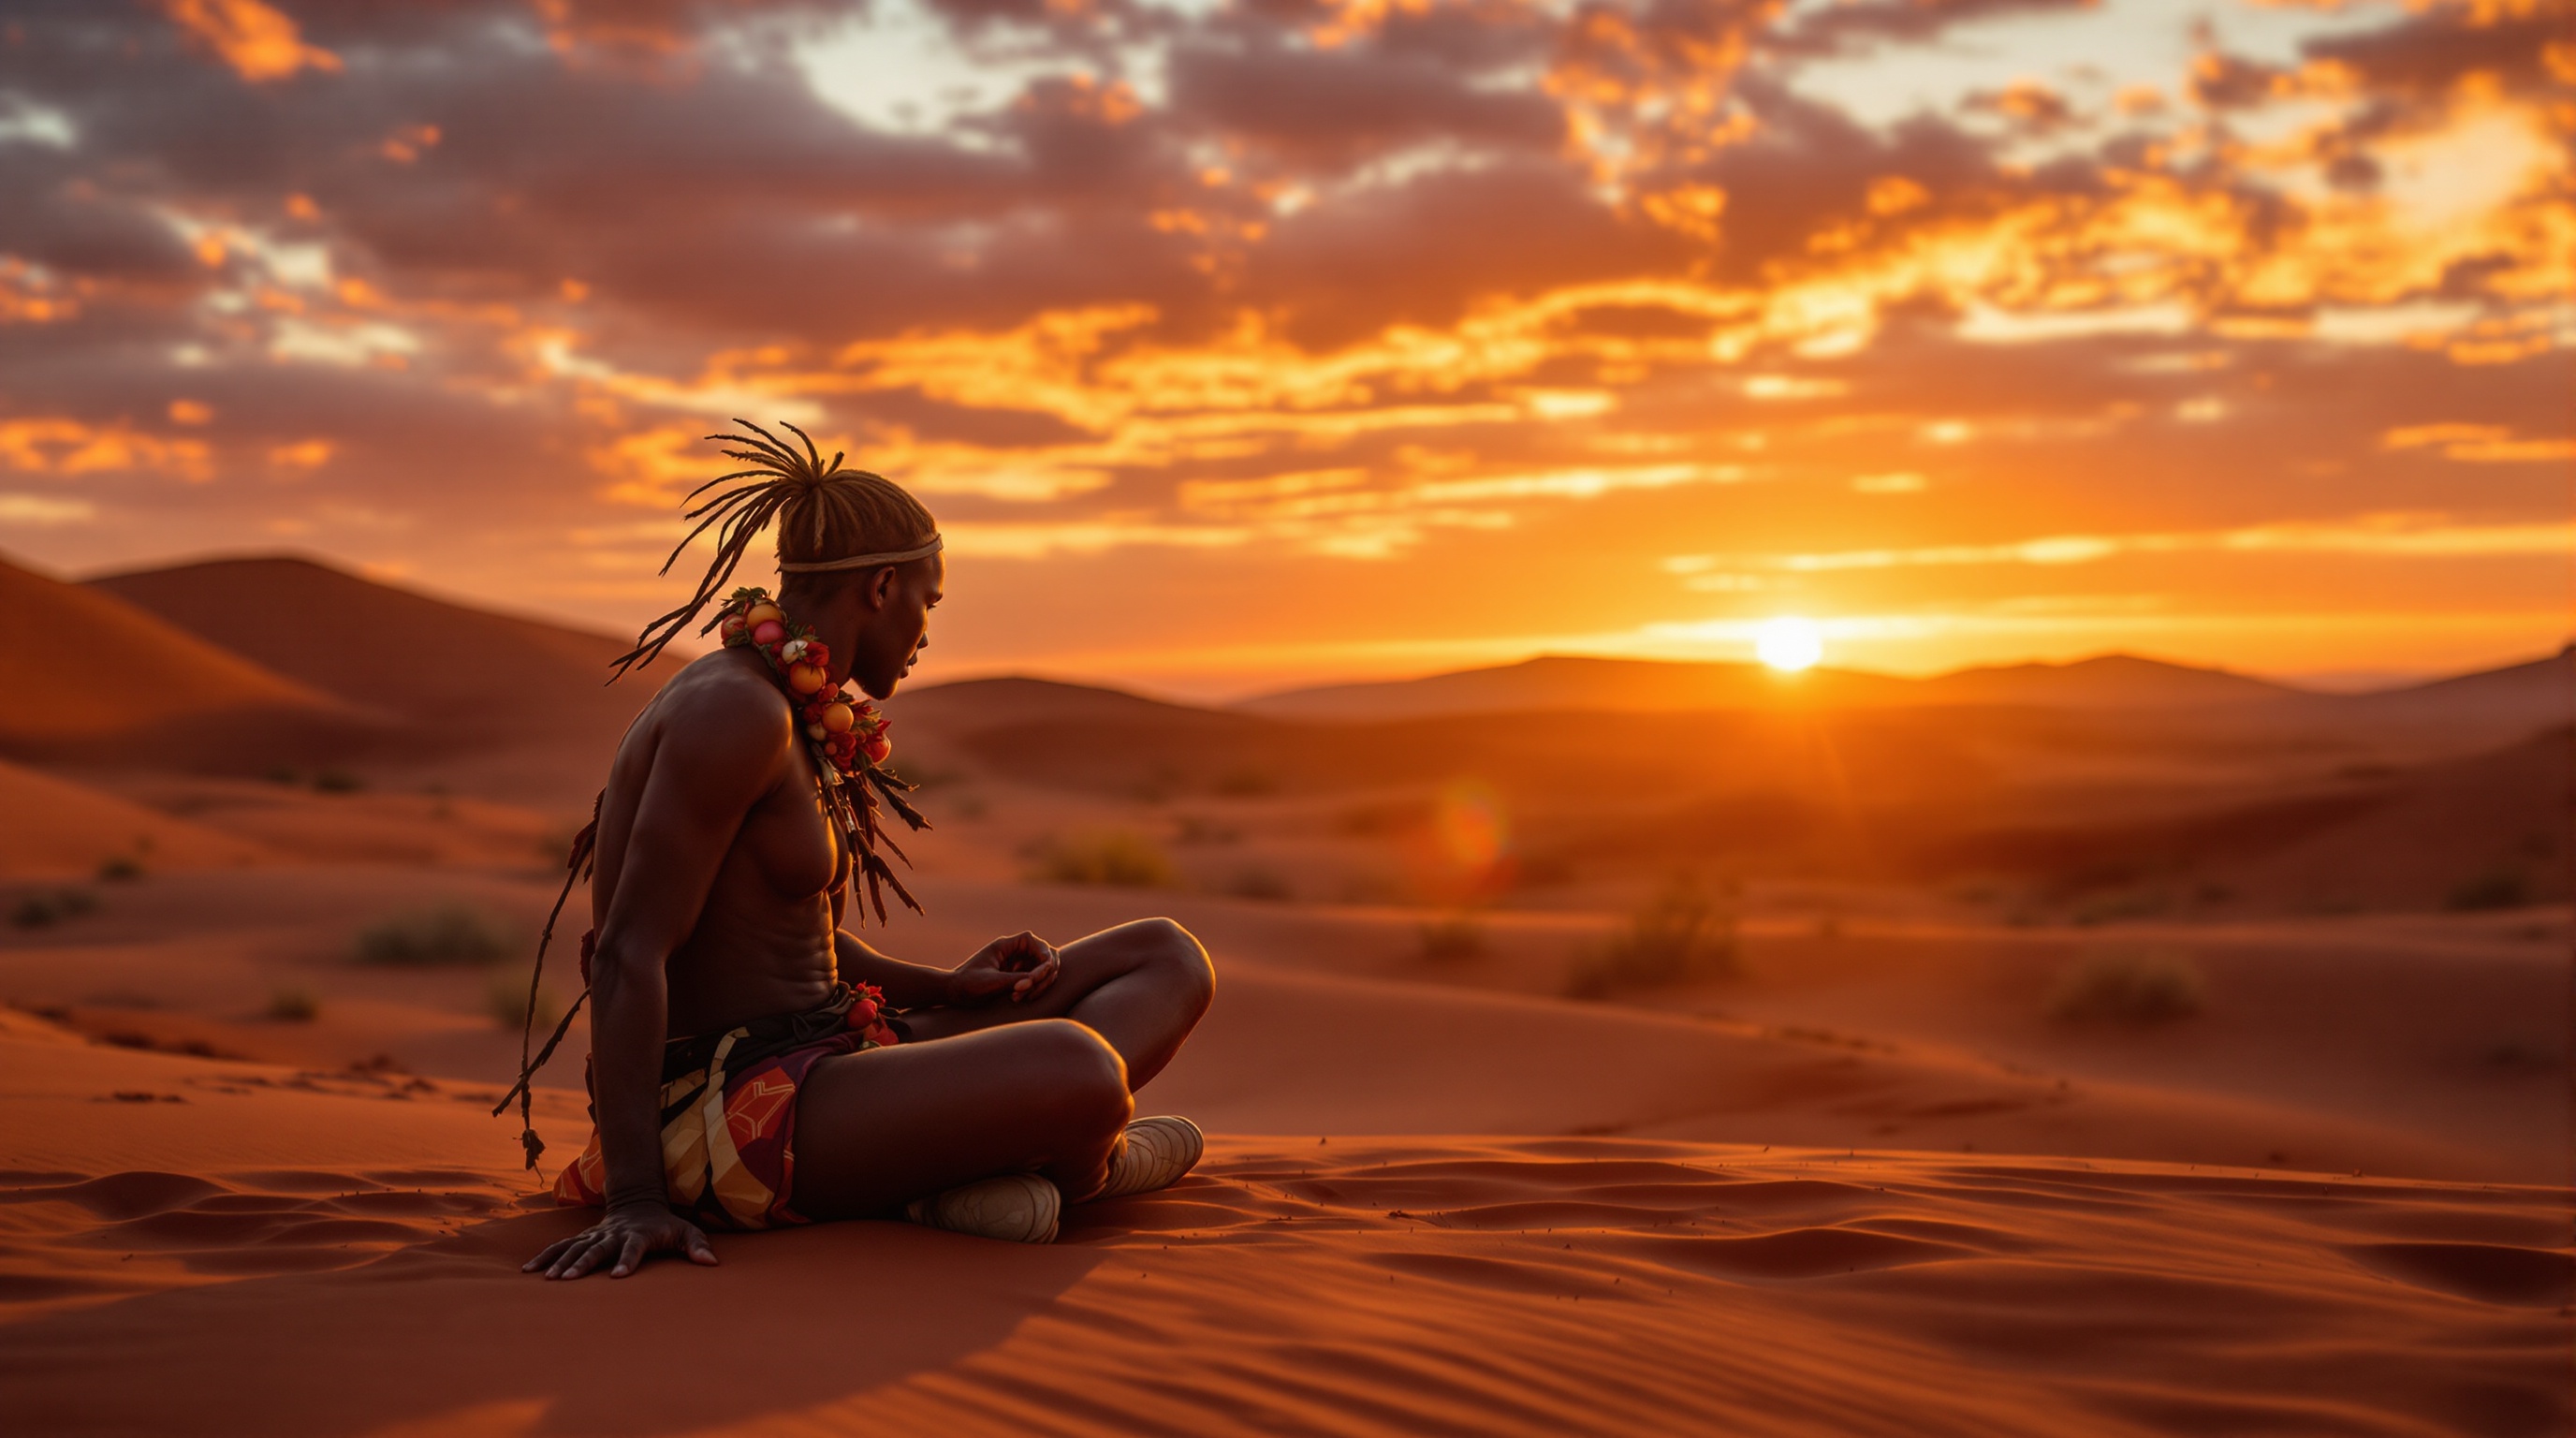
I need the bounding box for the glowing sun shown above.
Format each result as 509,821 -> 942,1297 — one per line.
1756,616 -> 1824,673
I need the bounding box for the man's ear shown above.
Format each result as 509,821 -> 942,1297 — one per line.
863,565 -> 897,610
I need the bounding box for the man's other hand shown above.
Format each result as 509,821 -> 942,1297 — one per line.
948,931 -> 1061,1006
525,1202 -> 718,1280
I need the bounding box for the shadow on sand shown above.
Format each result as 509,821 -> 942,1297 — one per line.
2,1204 -> 1107,1436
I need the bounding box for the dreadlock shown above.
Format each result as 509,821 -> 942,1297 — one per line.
608,418 -> 940,680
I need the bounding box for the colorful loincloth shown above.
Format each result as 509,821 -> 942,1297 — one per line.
553,981 -> 900,1231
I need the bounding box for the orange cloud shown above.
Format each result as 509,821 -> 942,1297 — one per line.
0,258 -> 79,325
0,418 -> 212,482
159,0 -> 341,83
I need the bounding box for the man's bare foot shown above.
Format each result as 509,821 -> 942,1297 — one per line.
1092,1116 -> 1205,1200
904,1173 -> 1061,1243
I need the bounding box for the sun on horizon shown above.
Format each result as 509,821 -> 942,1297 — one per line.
1756,617 -> 1824,674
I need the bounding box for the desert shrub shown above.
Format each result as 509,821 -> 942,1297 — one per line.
264,765 -> 300,785
1514,852 -> 1577,889
2445,870 -> 2529,913
11,888 -> 96,929
1564,874 -> 1739,998
1418,915 -> 1486,962
1226,867 -> 1293,902
1034,831 -> 1174,888
1335,800 -> 1426,837
2048,948 -> 2204,1024
1172,814 -> 1240,845
2070,888 -> 2172,926
313,769 -> 364,794
97,856 -> 145,882
266,988 -> 320,1022
356,903 -> 508,966
1212,766 -> 1277,798
486,971 -> 562,1031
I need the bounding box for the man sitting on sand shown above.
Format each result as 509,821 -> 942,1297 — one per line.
522,422 -> 1213,1280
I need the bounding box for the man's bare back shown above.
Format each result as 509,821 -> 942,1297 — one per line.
591,649 -> 847,1037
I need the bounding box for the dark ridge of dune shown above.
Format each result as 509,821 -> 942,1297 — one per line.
888,675 -> 1216,734
1912,725 -> 2574,909
1237,654 -> 1915,720
1912,653 -> 2301,708
2296,643 -> 2574,735
86,555 -> 666,755
0,552 -> 384,769
1238,652 -> 2301,721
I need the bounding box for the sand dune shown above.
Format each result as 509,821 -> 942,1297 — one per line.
0,553 -> 379,767
0,759 -> 268,877
0,1010 -> 2564,1437
88,555 -> 668,761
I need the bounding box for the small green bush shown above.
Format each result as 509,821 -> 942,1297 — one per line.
1226,867 -> 1293,902
486,971 -> 562,1031
266,988 -> 320,1022
1565,874 -> 1738,998
2445,870 -> 2529,913
1419,915 -> 1486,962
1034,831 -> 1174,888
356,904 -> 508,966
1172,814 -> 1240,845
1211,766 -> 1277,798
2049,948 -> 2204,1024
10,888 -> 96,929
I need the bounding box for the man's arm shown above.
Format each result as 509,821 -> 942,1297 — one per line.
839,928 -> 1064,1009
833,932 -> 958,1007
529,679 -> 786,1280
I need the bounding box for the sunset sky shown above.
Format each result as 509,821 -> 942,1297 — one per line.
0,0 -> 2567,697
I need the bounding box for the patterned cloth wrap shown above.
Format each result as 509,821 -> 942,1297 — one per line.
553,982 -> 896,1231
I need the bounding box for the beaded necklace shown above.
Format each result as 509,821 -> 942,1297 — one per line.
711,585 -> 929,925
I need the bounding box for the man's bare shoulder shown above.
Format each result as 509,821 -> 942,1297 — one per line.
637,652 -> 796,771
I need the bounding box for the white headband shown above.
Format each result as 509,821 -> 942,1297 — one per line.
776,536 -> 944,573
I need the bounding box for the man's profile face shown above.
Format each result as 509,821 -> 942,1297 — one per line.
851,553 -> 943,700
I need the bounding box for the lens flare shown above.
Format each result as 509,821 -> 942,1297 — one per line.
1431,778 -> 1507,873
1756,616 -> 1823,672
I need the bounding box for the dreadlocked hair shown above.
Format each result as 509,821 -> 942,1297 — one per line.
608,418 -> 939,680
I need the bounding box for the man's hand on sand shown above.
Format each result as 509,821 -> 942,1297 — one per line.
525,1202 -> 718,1280
948,931 -> 1061,1006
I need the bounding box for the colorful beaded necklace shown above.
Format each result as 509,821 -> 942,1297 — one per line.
711,584 -> 929,925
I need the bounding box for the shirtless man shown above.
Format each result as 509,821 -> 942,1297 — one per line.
524,430 -> 1214,1279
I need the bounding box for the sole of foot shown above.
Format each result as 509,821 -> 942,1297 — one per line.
905,1172 -> 1061,1243
1094,1115 -> 1205,1201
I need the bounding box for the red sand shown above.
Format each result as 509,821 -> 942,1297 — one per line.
0,1006 -> 2565,1436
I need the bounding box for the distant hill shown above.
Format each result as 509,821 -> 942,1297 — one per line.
1912,653 -> 2299,708
88,555 -> 668,756
1238,652 -> 2299,721
2305,645 -> 2573,732
1237,655 -> 1916,721
887,676 -> 1216,735
0,552 -> 381,767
